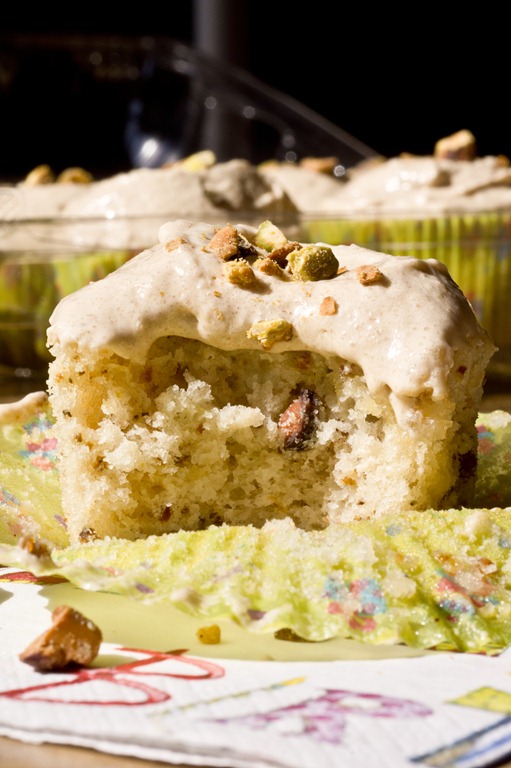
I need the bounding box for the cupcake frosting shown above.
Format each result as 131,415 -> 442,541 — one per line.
261,130 -> 511,215
5,158 -> 295,219
60,159 -> 296,220
1,159 -> 298,251
332,154 -> 511,214
48,219 -> 495,425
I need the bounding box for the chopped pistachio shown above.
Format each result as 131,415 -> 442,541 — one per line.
165,236 -> 187,252
209,224 -> 257,261
209,224 -> 239,260
224,260 -> 258,287
24,164 -> 55,186
237,233 -> 259,259
256,257 -> 287,278
254,220 -> 288,252
175,149 -> 217,171
355,264 -> 384,285
267,241 -> 302,267
319,296 -> 337,315
287,244 -> 339,281
299,156 -> 338,174
434,129 -> 476,161
247,318 -> 293,349
57,167 -> 94,184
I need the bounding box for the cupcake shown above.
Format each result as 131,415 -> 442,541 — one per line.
0,155 -> 299,381
264,131 -> 511,381
46,219 -> 494,543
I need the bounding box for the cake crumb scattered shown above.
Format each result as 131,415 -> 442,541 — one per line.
18,535 -> 51,558
196,624 -> 221,644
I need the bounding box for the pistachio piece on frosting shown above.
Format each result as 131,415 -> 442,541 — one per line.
287,244 -> 339,281
224,259 -> 258,287
255,257 -> 288,278
299,156 -> 339,174
209,224 -> 257,261
267,241 -> 302,267
173,149 -> 217,171
23,163 -> 56,185
247,318 -> 293,349
57,167 -> 94,184
253,219 -> 289,251
355,264 -> 384,285
434,129 -> 477,161
319,296 -> 337,315
209,223 -> 239,260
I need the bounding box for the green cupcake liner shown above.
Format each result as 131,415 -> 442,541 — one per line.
0,248 -> 134,372
304,211 -> 511,365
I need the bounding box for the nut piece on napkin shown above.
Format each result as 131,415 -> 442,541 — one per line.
19,604 -> 102,671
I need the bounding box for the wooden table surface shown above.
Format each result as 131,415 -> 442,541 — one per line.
0,737 -> 183,768
1,377 -> 510,768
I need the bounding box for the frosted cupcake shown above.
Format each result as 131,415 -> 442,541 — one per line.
0,156 -> 298,379
266,131 -> 511,380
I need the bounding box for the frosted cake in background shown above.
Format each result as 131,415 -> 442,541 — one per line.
280,130 -> 511,380
3,152 -> 298,249
0,155 -> 299,382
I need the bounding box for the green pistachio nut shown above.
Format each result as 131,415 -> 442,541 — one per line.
246,318 -> 293,349
253,220 -> 288,252
287,244 -> 339,281
177,149 -> 217,171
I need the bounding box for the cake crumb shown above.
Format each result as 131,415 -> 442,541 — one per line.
196,624 -> 221,644
18,535 -> 51,558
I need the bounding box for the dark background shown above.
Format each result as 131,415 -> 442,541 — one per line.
1,2 -> 508,178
